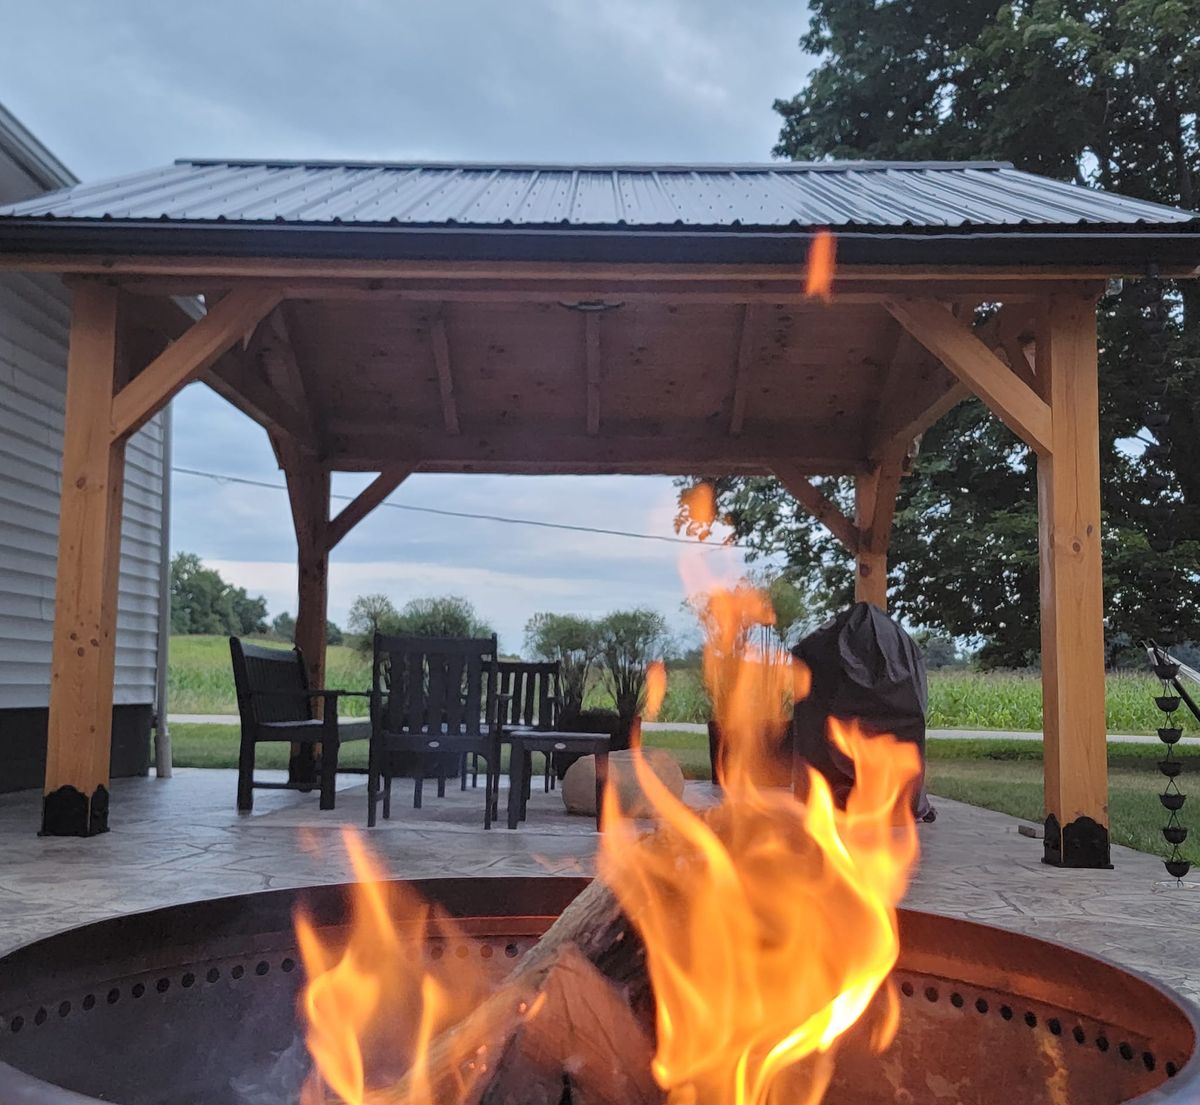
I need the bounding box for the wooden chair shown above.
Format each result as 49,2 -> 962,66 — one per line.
369,634 -> 502,829
229,637 -> 370,812
463,660 -> 561,790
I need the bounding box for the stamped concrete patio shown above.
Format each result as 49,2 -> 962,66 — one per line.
0,772 -> 1196,1007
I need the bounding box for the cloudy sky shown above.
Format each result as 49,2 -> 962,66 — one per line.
2,1 -> 811,648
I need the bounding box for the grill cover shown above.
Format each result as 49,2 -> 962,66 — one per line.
792,602 -> 932,819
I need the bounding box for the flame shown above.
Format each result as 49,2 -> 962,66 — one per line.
294,830 -> 492,1105
645,659 -> 668,720
805,230 -> 836,301
599,576 -> 920,1105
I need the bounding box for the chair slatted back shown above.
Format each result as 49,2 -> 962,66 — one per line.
495,661 -> 559,729
229,637 -> 312,724
373,634 -> 497,737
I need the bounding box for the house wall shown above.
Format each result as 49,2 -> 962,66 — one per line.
0,106 -> 163,791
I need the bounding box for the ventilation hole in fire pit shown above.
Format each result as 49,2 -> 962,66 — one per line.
282,958 -> 296,973
181,972 -> 196,989
231,965 -> 244,980
82,994 -> 95,1011
999,1005 -> 1013,1021
132,983 -> 145,999
57,1001 -> 70,1018
950,992 -> 964,1008
924,986 -> 939,1003
9,1016 -> 23,1035
156,978 -> 170,994
480,944 -> 494,960
975,998 -> 989,1014
430,946 -> 445,961
1024,1012 -> 1038,1029
455,944 -> 470,959
1096,1036 -> 1110,1053
255,961 -> 269,977
1119,1043 -> 1135,1061
1048,1018 -> 1062,1036
504,943 -> 519,959
900,981 -> 914,997
33,1008 -> 46,1026
206,968 -> 220,983
1166,1061 -> 1178,1077
1143,1052 -> 1157,1072
106,988 -> 120,1005
1073,1026 -> 1086,1045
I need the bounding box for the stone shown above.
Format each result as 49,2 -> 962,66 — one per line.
561,749 -> 686,818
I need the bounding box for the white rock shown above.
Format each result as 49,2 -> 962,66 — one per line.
561,748 -> 686,818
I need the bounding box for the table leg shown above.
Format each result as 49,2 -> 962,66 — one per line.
594,747 -> 609,832
507,739 -> 525,829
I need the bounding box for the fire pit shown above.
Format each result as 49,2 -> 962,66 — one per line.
0,877 -> 1195,1105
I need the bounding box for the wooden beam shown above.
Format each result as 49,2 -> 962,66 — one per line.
728,304 -> 757,435
324,424 -> 866,475
258,306 -> 323,444
853,460 -> 903,610
885,297 -> 1053,455
772,463 -> 858,553
282,449 -> 331,784
205,354 -> 313,445
109,287 -> 280,441
430,311 -> 460,434
43,284 -> 126,835
584,311 -> 601,436
325,467 -> 412,552
1036,290 -> 1109,868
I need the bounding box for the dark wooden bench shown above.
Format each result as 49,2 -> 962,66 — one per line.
463,660 -> 561,790
229,637 -> 370,812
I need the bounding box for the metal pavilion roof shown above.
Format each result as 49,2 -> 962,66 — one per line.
0,158 -> 1194,229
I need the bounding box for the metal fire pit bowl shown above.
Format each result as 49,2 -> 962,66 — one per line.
0,877 -> 1195,1105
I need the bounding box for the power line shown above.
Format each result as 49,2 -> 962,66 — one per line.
171,465 -> 749,551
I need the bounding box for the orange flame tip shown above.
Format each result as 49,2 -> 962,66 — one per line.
805,230 -> 836,302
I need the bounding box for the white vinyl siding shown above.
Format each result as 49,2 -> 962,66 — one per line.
0,270 -> 166,709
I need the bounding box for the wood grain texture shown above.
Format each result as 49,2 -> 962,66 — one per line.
772,463 -> 859,553
727,303 -> 756,435
325,467 -> 411,551
282,451 -> 331,707
853,461 -> 903,610
45,285 -> 126,797
1036,291 -> 1108,832
885,297 -> 1052,455
585,311 -> 602,436
430,311 -> 460,434
110,287 -> 280,440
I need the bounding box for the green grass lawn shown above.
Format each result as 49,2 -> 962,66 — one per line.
170,636 -> 1168,733
168,722 -> 1190,864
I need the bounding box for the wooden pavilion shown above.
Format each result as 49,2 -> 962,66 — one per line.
1,159 -> 1198,866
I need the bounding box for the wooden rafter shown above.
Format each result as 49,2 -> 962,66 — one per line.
884,297 -> 1053,455
325,466 -> 412,552
771,463 -> 859,553
585,311 -> 601,436
109,288 -> 280,441
430,311 -> 460,435
206,349 -> 313,446
258,307 -> 322,441
728,303 -> 757,436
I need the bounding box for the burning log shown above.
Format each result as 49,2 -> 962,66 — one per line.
363,877 -> 660,1105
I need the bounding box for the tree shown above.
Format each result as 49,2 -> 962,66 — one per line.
393,596 -> 495,641
704,1 -> 1200,663
271,612 -> 296,641
169,552 -> 268,636
347,593 -> 398,642
524,612 -> 602,724
326,620 -> 345,647
597,609 -> 668,725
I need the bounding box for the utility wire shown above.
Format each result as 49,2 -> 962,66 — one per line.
171,465 -> 750,551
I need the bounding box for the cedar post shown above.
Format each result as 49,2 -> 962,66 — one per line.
43,285 -> 126,836
283,451 -> 331,785
853,461 -> 902,610
1037,291 -> 1110,868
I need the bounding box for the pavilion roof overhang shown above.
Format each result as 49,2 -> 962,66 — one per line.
2,159 -> 1198,480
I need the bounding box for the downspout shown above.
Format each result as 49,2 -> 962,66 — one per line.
153,401 -> 174,778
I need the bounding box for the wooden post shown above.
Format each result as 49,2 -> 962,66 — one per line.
1037,291 -> 1110,868
43,286 -> 126,835
283,451 -> 330,786
853,461 -> 902,610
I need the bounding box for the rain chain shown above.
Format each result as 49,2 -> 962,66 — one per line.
1154,652 -> 1191,882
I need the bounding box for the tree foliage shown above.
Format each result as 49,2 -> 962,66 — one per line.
169,553 -> 268,636
524,612 -> 602,724
347,593 -> 398,641
597,609 -> 668,723
712,0 -> 1200,663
